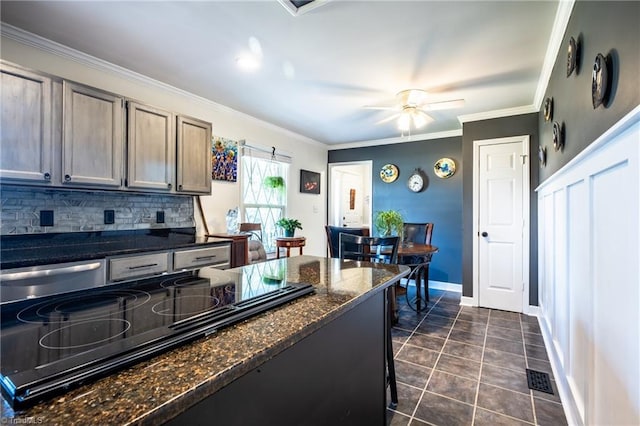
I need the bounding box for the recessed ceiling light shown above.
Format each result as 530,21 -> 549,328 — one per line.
236,54 -> 261,72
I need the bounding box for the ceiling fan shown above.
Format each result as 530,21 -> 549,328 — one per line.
365,89 -> 464,132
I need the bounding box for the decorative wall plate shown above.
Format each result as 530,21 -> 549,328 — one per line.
592,53 -> 609,109
552,121 -> 564,151
567,36 -> 578,77
380,163 -> 399,183
538,145 -> 546,166
543,97 -> 553,122
434,158 -> 456,179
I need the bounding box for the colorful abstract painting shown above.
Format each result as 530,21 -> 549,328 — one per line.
212,136 -> 238,182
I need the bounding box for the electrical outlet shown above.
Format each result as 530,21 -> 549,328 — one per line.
40,210 -> 54,227
156,211 -> 165,224
104,210 -> 115,224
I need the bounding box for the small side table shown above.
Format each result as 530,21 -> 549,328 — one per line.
275,237 -> 306,258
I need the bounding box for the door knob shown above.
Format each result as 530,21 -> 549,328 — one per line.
481,232 -> 488,237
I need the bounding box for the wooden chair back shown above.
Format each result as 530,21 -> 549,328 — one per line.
324,225 -> 370,258
402,222 -> 434,245
338,233 -> 399,264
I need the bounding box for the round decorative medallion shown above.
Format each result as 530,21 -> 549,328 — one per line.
592,53 -> 609,109
380,163 -> 399,183
538,145 -> 547,167
543,97 -> 553,122
434,158 -> 456,179
567,36 -> 579,77
552,121 -> 564,151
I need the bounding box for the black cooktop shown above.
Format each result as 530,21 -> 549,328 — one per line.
0,264 -> 314,409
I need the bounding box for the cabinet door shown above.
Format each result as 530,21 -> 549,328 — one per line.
127,101 -> 175,191
62,81 -> 124,188
0,63 -> 53,184
176,115 -> 212,194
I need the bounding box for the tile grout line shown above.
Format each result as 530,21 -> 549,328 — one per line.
522,314 -> 539,426
390,289 -> 441,423
405,291 -> 451,424
470,307 -> 491,426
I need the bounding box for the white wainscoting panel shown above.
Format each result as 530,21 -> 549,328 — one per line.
536,106 -> 639,426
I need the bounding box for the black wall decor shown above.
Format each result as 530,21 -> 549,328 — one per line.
539,1 -> 639,182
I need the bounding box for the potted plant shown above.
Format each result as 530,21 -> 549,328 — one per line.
276,217 -> 302,237
374,210 -> 404,237
263,176 -> 285,192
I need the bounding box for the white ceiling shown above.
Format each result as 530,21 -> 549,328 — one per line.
0,1 -> 561,146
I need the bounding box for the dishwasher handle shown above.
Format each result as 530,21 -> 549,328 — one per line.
0,262 -> 103,283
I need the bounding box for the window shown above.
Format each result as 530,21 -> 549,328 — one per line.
241,147 -> 289,253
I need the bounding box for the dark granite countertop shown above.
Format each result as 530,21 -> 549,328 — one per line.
0,256 -> 410,425
0,228 -> 231,269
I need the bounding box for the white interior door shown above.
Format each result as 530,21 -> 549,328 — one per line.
474,136 -> 529,312
328,161 -> 372,228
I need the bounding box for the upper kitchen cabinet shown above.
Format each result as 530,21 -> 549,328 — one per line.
62,81 -> 124,188
176,115 -> 212,194
0,62 -> 54,184
127,102 -> 175,192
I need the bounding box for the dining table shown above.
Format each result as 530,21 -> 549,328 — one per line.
396,242 -> 439,312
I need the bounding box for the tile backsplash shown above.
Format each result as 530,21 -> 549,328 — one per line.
0,186 -> 194,235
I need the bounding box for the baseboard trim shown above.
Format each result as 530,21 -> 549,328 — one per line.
538,313 -> 583,426
460,296 -> 476,307
430,281 -> 461,292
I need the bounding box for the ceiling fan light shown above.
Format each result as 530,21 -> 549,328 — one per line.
412,112 -> 428,128
397,113 -> 411,131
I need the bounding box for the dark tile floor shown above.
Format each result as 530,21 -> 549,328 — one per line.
387,288 -> 568,426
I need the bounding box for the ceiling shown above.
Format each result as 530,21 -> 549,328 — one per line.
0,1 -> 561,146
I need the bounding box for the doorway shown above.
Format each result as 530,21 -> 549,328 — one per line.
327,161 -> 372,228
472,136 -> 530,313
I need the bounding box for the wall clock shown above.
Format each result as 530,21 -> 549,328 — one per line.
380,163 -> 399,183
434,158 -> 456,179
407,169 -> 425,192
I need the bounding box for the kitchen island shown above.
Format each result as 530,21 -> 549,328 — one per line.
1,256 -> 409,425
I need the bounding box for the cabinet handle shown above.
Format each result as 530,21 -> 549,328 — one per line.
127,263 -> 159,270
193,255 -> 216,262
43,172 -> 51,181
481,232 -> 488,237
64,174 -> 72,182
178,184 -> 183,190
167,182 -> 172,189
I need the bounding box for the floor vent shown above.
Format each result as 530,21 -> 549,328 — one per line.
526,369 -> 554,394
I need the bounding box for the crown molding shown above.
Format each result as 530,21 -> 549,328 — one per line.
458,104 -> 538,124
330,129 -> 463,150
0,23 -> 323,147
532,0 -> 576,109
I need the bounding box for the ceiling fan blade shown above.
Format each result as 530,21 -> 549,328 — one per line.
425,99 -> 465,111
375,113 -> 400,125
363,105 -> 396,110
412,110 -> 434,128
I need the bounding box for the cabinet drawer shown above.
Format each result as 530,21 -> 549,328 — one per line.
174,245 -> 230,270
109,252 -> 169,281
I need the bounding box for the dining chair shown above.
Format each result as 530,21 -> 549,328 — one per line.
401,222 -> 434,301
338,232 -> 400,409
324,225 -> 370,258
239,223 -> 267,263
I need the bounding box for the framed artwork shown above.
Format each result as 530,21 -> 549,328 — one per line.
212,136 -> 238,182
300,169 -> 320,194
